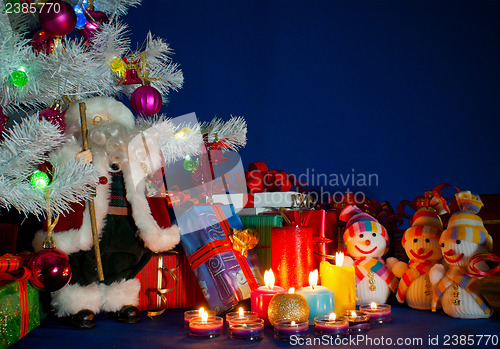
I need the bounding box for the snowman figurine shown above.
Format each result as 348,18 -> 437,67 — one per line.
340,205 -> 398,305
430,191 -> 493,319
391,207 -> 444,310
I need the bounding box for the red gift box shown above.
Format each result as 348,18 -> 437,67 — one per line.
283,210 -> 339,269
137,252 -> 206,312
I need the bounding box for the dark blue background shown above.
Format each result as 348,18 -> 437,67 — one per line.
124,0 -> 500,209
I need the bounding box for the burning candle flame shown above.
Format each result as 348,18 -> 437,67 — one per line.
288,287 -> 295,294
309,269 -> 318,289
291,321 -> 296,326
264,269 -> 275,289
350,310 -> 357,318
335,252 -> 344,267
201,311 -> 208,323
370,302 -> 377,310
329,313 -> 336,321
238,307 -> 244,317
198,307 -> 205,316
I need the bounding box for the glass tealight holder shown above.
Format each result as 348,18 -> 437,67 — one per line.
228,318 -> 264,341
314,315 -> 349,337
188,316 -> 223,338
184,309 -> 216,328
273,320 -> 309,340
344,310 -> 370,332
226,310 -> 258,325
359,304 -> 391,323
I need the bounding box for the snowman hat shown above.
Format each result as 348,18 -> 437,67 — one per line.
440,191 -> 493,252
402,207 -> 442,246
64,97 -> 136,133
340,205 -> 389,246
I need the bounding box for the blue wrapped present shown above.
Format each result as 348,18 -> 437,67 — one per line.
178,204 -> 263,314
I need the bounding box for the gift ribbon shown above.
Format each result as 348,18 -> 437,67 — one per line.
0,254 -> 31,281
246,161 -> 307,194
467,253 -> 500,278
0,254 -> 31,338
397,183 -> 460,219
146,252 -> 180,318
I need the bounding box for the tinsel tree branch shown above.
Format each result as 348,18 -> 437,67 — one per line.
68,0 -> 142,19
201,116 -> 247,151
161,121 -> 203,164
0,115 -> 98,217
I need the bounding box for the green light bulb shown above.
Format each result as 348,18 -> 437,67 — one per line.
10,68 -> 28,87
30,170 -> 50,190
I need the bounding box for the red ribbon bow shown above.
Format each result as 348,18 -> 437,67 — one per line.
245,162 -> 307,194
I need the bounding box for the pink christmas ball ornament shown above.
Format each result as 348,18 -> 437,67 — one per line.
77,10 -> 108,43
29,248 -> 72,292
32,30 -> 56,55
38,0 -> 77,37
130,85 -> 163,117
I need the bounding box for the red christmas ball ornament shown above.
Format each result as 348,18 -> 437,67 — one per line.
99,176 -> 108,185
38,0 -> 77,37
39,104 -> 66,132
77,10 -> 108,43
29,248 -> 72,292
32,30 -> 55,54
0,105 -> 8,138
130,85 -> 163,117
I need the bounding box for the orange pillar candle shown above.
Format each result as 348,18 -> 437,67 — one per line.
319,252 -> 357,314
271,226 -> 313,290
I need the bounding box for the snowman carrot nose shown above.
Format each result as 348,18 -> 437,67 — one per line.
364,240 -> 371,246
444,249 -> 455,256
417,248 -> 425,255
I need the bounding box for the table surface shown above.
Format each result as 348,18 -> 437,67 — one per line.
11,303 -> 500,349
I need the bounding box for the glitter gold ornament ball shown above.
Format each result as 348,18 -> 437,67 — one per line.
267,292 -> 309,326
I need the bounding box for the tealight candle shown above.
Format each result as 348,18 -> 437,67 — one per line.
359,302 -> 391,323
319,252 -> 357,314
251,269 -> 286,325
297,270 -> 335,324
228,318 -> 264,340
226,307 -> 258,324
274,320 -> 309,340
345,310 -> 370,332
184,308 -> 216,328
189,312 -> 223,338
314,313 -> 349,337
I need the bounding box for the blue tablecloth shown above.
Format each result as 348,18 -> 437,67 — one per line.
11,303 -> 500,349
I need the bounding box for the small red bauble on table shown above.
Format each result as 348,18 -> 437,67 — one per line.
38,0 -> 77,37
130,85 -> 163,117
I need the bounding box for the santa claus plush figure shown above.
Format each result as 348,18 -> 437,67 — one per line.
340,205 -> 398,305
33,97 -> 181,328
430,191 -> 493,319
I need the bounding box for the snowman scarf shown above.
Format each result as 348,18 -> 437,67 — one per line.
354,257 -> 398,292
396,259 -> 435,303
432,266 -> 491,314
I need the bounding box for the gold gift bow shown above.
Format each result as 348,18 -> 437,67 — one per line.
228,228 -> 259,258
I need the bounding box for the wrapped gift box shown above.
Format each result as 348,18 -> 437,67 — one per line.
240,215 -> 283,271
137,252 -> 206,312
0,281 -> 40,349
178,204 -> 264,314
283,210 -> 339,270
210,192 -> 297,209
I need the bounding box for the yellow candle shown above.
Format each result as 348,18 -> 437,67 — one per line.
319,252 -> 357,314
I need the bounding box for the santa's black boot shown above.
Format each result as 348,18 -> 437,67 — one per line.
106,305 -> 140,324
67,309 -> 96,329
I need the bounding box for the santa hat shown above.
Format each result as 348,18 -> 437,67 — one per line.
440,191 -> 493,252
340,205 -> 389,246
402,207 -> 442,246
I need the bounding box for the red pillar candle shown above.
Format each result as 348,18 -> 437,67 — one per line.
271,226 -> 313,290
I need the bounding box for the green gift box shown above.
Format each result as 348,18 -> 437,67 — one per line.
240,215 -> 283,271
0,281 -> 40,349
